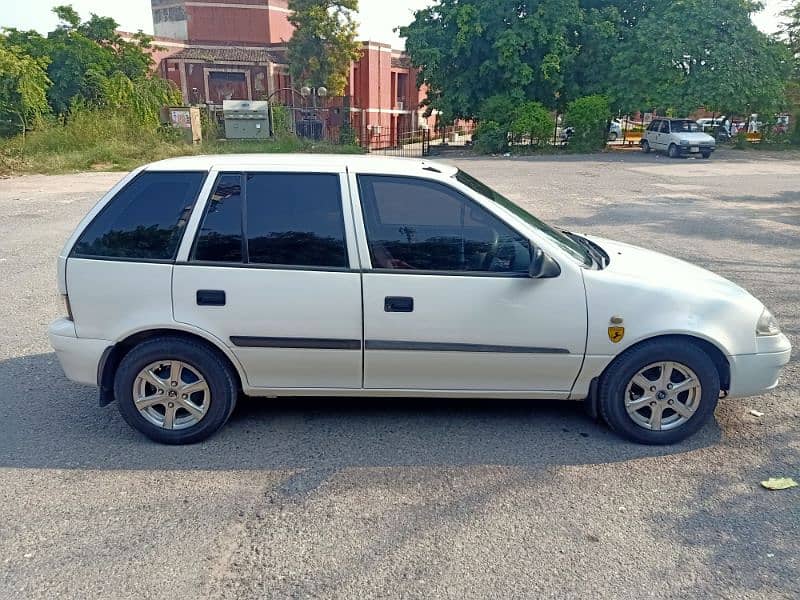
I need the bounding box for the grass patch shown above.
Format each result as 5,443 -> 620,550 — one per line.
0,108 -> 363,176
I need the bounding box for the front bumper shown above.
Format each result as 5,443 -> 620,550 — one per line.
728,334 -> 792,398
48,318 -> 110,387
678,144 -> 715,156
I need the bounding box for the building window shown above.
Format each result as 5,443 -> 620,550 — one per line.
208,72 -> 247,103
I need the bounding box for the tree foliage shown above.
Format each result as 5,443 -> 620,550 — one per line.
563,94 -> 611,152
0,43 -> 51,134
3,5 -> 156,115
402,0 -> 791,120
287,0 -> 361,96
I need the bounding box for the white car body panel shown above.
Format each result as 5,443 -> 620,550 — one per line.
49,154 -> 791,406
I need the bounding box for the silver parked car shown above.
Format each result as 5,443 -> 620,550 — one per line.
642,118 -> 716,159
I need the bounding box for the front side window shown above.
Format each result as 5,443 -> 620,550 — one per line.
191,172 -> 348,269
358,175 -> 531,274
660,121 -> 671,133
72,171 -> 205,260
648,120 -> 660,132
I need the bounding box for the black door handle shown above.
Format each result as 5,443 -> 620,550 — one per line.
385,296 -> 414,312
197,290 -> 226,306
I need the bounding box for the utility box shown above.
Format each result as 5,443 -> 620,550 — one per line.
160,106 -> 202,144
223,100 -> 270,140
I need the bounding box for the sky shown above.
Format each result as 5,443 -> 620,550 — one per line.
3,0 -> 793,48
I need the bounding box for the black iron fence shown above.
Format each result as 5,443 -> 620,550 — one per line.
360,129 -> 431,158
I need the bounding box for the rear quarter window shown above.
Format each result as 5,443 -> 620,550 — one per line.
71,171 -> 206,261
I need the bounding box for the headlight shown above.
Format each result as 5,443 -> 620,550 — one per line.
756,308 -> 781,336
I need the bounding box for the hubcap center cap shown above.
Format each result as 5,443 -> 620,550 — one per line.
168,390 -> 178,398
656,390 -> 667,401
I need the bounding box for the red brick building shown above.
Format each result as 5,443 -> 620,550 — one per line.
148,0 -> 433,141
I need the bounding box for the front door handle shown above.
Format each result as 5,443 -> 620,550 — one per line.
385,296 -> 414,313
197,290 -> 226,306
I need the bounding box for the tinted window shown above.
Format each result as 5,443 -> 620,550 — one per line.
246,173 -> 347,268
193,174 -> 243,263
660,121 -> 671,133
358,175 -> 531,273
72,171 -> 205,260
648,120 -> 660,132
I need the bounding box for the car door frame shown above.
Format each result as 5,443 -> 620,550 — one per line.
344,165 -> 589,398
172,161 -> 366,395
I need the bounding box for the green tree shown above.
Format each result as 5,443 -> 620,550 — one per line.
3,5 -> 155,114
401,0 -> 583,121
287,0 -> 361,96
0,43 -> 51,137
781,1 -> 800,80
608,0 -> 790,116
563,94 -> 611,151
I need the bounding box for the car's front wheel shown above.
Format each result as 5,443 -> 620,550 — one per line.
702,151 -> 712,159
598,340 -> 720,445
668,143 -> 680,158
114,337 -> 238,444
641,139 -> 651,153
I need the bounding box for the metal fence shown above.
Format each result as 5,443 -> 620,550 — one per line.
360,129 -> 431,158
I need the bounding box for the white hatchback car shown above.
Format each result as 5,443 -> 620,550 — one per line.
49,155 -> 790,445
642,118 -> 716,158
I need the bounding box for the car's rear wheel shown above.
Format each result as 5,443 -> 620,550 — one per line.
668,143 -> 680,158
702,151 -> 712,159
608,132 -> 618,142
598,340 -> 720,445
114,337 -> 237,444
641,139 -> 651,153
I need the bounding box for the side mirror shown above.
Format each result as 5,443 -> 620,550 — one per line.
529,246 -> 561,279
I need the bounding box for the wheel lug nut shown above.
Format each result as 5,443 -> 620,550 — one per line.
667,384 -> 673,390
668,400 -> 674,405
168,402 -> 174,408
171,381 -> 178,387
182,394 -> 188,399
650,386 -> 656,392
650,401 -> 657,407
158,389 -> 164,395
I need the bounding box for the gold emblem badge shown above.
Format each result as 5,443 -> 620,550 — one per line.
608,326 -> 625,343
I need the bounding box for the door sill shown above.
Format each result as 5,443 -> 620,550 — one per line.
244,387 -> 571,400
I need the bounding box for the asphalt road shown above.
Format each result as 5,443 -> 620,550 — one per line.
0,150 -> 798,599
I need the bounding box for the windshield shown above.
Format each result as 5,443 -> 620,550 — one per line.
671,120 -> 701,133
454,170 -> 593,267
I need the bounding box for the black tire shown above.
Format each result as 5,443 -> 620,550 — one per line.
641,139 -> 651,153
598,339 -> 720,445
702,152 -> 711,159
114,337 -> 237,444
608,132 -> 618,142
668,143 -> 679,158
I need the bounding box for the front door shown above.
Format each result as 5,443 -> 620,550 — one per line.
351,173 -> 587,394
173,169 -> 363,390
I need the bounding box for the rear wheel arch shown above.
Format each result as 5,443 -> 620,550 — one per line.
98,328 -> 245,406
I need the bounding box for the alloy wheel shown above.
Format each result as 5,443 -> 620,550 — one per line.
624,361 -> 702,431
132,360 -> 211,430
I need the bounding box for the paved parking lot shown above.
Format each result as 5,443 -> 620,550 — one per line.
0,151 -> 798,599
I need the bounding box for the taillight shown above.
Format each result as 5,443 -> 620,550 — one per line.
61,294 -> 73,321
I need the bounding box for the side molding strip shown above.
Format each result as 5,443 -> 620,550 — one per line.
364,340 -> 570,354
230,337 -> 362,350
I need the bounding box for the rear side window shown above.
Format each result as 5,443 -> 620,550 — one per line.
194,174 -> 244,263
72,171 -> 205,260
191,172 -> 348,269
246,173 -> 347,268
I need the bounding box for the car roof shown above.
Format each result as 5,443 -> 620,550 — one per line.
143,153 -> 458,176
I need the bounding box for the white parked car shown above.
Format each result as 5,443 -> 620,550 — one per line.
49,156 -> 790,445
642,118 -> 716,158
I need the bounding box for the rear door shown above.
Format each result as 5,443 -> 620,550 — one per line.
173,166 -> 363,391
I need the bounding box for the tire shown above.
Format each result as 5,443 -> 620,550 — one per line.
702,152 -> 711,159
114,337 -> 237,444
608,132 -> 618,142
668,143 -> 680,159
598,339 -> 720,445
641,139 -> 651,153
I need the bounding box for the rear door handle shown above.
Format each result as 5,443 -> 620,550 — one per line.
197,290 -> 226,306
385,296 -> 414,312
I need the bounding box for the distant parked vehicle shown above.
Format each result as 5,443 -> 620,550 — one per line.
697,117 -> 731,142
642,118 -> 716,159
608,120 -> 623,141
